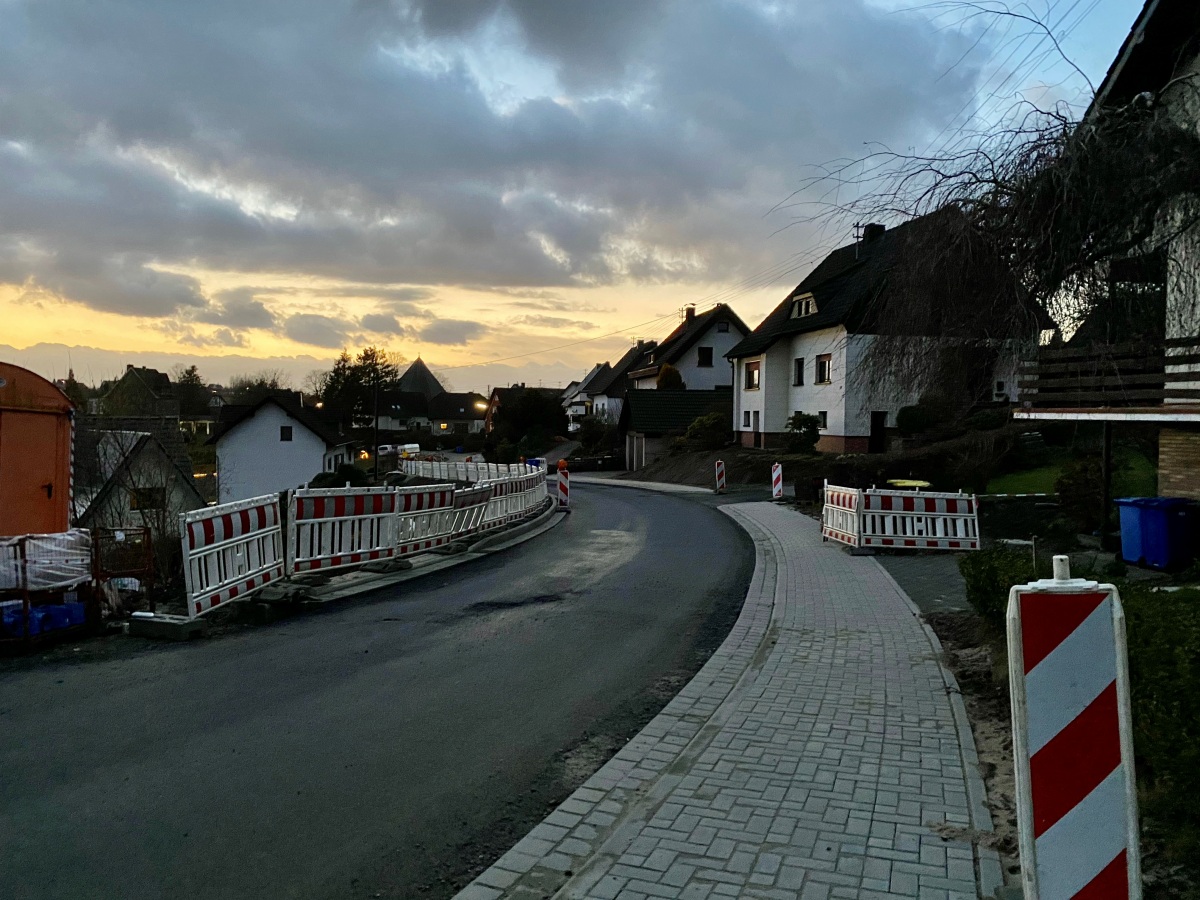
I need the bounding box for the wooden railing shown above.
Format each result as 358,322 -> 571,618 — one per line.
1018,335 -> 1200,407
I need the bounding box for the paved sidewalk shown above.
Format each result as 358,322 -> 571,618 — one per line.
457,502 -> 1000,900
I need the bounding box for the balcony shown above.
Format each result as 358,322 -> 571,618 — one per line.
1016,335 -> 1200,421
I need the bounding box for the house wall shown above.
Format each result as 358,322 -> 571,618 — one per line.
634,323 -> 746,390
593,395 -> 622,422
1158,427 -> 1200,499
623,432 -> 670,471
217,404 -> 328,503
86,448 -> 204,531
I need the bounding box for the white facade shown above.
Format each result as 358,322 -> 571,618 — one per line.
216,404 -> 349,503
633,324 -> 745,390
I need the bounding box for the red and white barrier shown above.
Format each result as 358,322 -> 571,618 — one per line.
771,463 -> 783,499
288,486 -> 401,575
181,495 -> 285,618
1007,557 -> 1139,900
822,482 -> 862,547
558,468 -> 570,508
395,485 -> 458,554
860,488 -> 979,550
715,460 -> 726,493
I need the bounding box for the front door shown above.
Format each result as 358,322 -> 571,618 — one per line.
752,411 -> 761,448
869,411 -> 888,454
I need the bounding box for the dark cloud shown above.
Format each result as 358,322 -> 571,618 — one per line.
284,313 -> 353,348
360,313 -> 410,334
0,0 -> 990,318
419,319 -> 486,345
194,289 -> 276,328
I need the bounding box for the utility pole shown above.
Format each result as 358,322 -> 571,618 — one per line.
372,367 -> 380,482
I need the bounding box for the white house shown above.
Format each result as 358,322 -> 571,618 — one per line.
628,304 -> 749,391
561,363 -> 610,423
590,341 -> 655,422
728,217 -> 1031,453
211,396 -> 354,503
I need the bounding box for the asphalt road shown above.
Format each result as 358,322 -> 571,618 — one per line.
0,484 -> 753,900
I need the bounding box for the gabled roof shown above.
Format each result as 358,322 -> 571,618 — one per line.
75,433 -> 204,527
587,341 -> 657,398
429,391 -> 488,420
618,388 -> 733,436
397,358 -> 446,399
105,366 -> 174,400
1090,0 -> 1200,114
631,304 -> 749,377
209,395 -> 349,447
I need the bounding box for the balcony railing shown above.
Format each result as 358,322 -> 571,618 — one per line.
1018,335 -> 1200,407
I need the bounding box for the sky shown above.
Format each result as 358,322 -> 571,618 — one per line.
0,0 -> 1146,393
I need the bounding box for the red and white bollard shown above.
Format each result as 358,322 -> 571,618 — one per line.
557,467 -> 570,509
771,462 -> 783,500
1007,556 -> 1139,900
715,459 -> 726,494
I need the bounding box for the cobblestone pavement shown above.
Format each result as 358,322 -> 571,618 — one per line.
456,502 -> 1000,900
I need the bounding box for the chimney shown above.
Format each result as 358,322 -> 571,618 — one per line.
126,364 -> 134,372
863,223 -> 886,243
684,304 -> 696,323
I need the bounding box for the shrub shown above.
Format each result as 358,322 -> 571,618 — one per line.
784,412 -> 821,454
896,400 -> 950,436
493,439 -> 518,464
957,546 -> 1041,630
963,407 -> 1010,431
656,364 -> 686,390
684,412 -> 729,450
578,416 -> 616,454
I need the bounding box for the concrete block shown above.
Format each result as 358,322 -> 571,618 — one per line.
128,614 -> 208,641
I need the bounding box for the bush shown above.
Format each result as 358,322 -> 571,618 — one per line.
684,412 -> 729,450
308,464 -> 372,489
578,416 -> 616,454
963,407 -> 1010,431
493,439 -> 518,464
656,363 -> 686,390
957,546 -> 1041,630
785,412 -> 821,454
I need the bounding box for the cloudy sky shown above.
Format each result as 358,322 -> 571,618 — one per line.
1,0 -> 1143,391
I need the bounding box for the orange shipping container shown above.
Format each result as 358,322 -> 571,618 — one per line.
0,362 -> 74,537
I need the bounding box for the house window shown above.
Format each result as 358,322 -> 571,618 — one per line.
791,294 -> 818,317
130,487 -> 166,510
698,347 -> 714,367
717,321 -> 730,333
743,411 -> 751,427
815,354 -> 832,384
280,425 -> 293,442
744,360 -> 761,390
793,358 -> 805,386
817,411 -> 828,429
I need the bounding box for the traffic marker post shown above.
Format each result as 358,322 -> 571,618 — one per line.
715,460 -> 726,494
1007,555 -> 1140,900
557,467 -> 570,510
771,462 -> 783,500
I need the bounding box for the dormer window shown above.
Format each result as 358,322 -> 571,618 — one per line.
791,293 -> 817,318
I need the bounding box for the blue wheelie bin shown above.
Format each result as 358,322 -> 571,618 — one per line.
1115,497 -> 1199,570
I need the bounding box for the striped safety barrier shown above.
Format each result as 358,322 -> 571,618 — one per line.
771,462 -> 783,499
1007,557 -> 1139,900
822,482 -> 862,547
288,486 -> 401,575
715,459 -> 726,493
181,495 -> 285,618
860,488 -> 979,550
558,468 -> 570,508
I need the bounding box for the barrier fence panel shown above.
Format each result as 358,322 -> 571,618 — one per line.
395,485 -> 457,555
822,482 -> 862,547
288,486 -> 399,575
860,489 -> 979,550
181,494 -> 284,618
451,484 -> 493,536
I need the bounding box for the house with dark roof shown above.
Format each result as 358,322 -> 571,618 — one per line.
209,395 -> 354,502
589,340 -> 656,422
628,304 -> 749,391
74,432 -> 205,568
100,365 -> 179,418
375,391 -> 432,432
618,390 -> 733,471
429,391 -> 489,436
727,215 -> 1035,453
485,384 -> 563,433
562,363 -> 611,423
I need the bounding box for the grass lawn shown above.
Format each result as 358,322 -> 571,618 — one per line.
986,447 -> 1158,496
